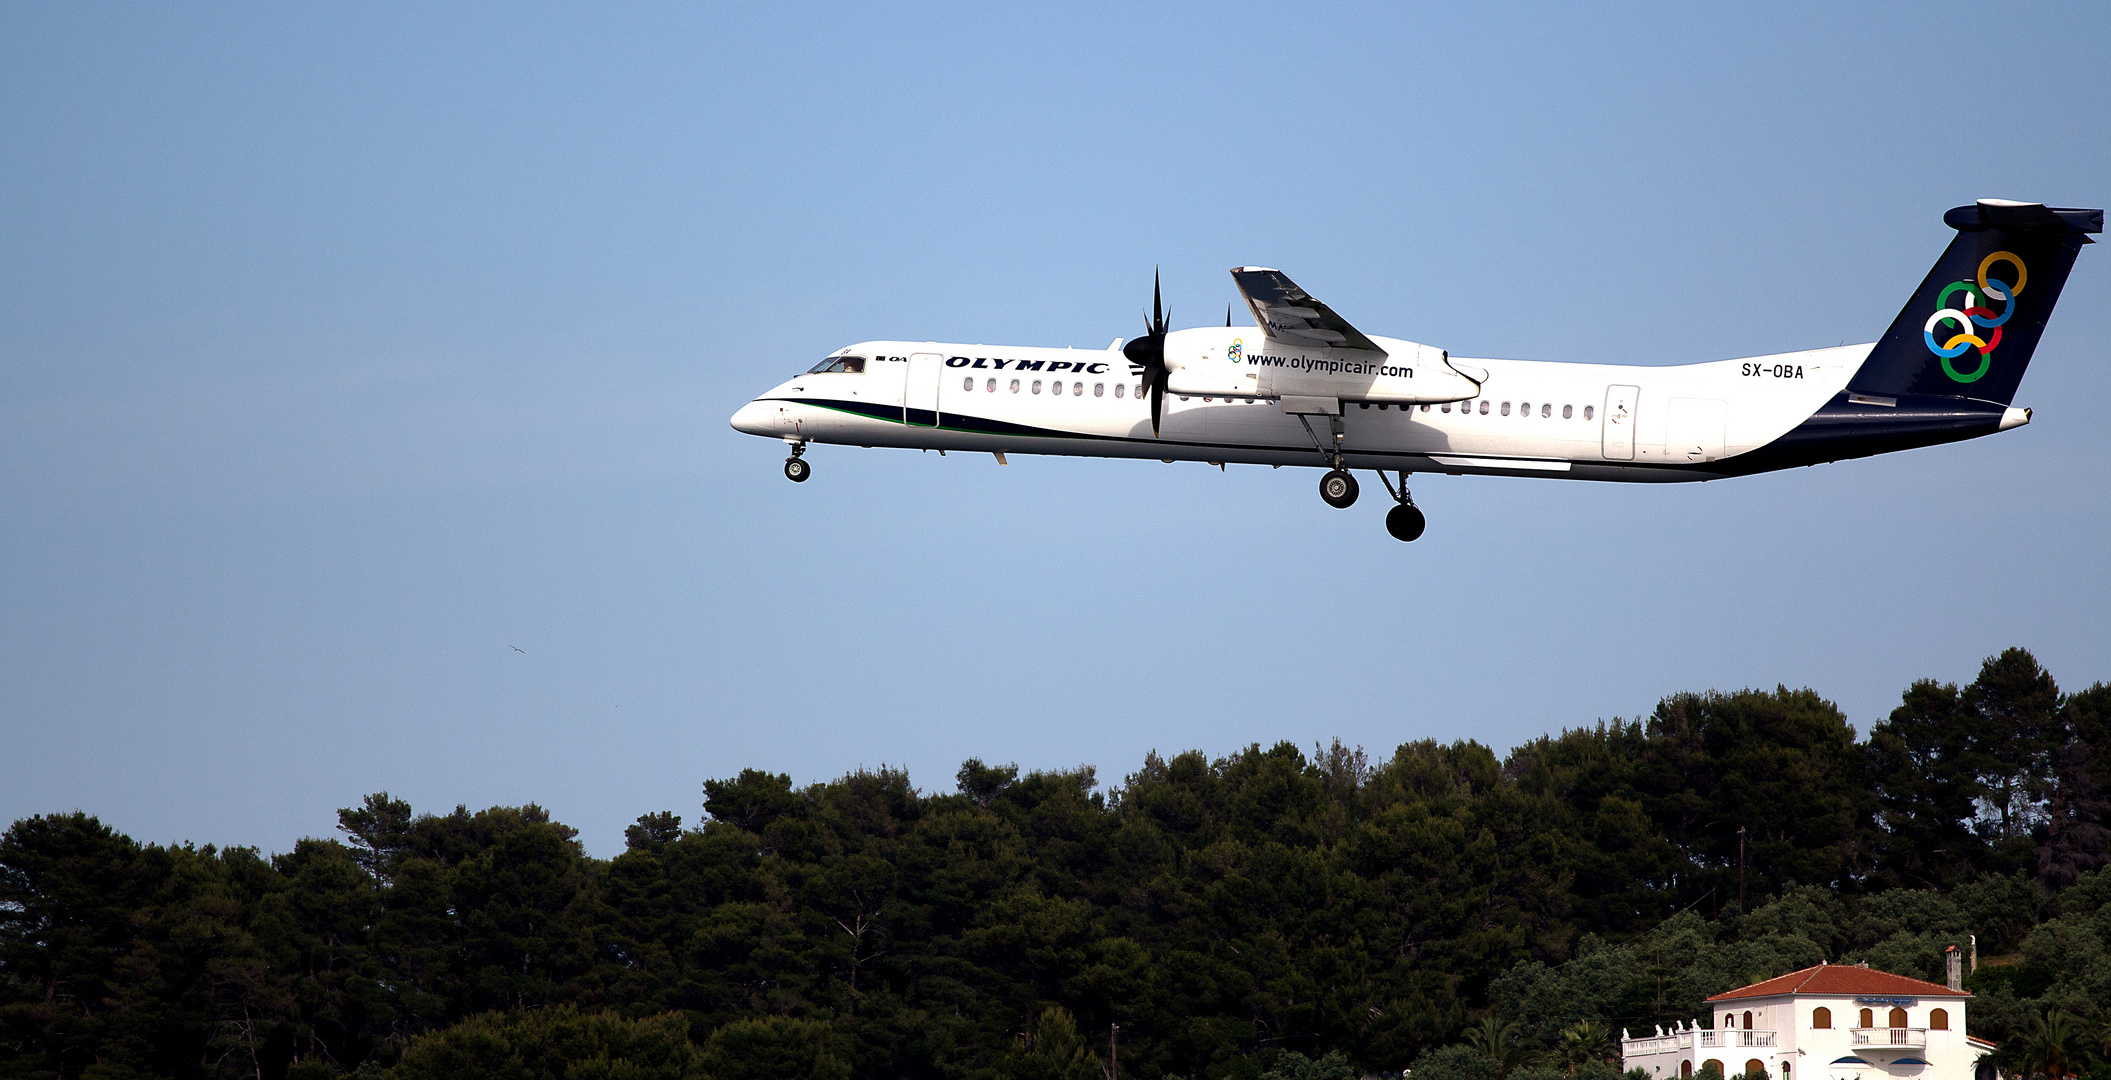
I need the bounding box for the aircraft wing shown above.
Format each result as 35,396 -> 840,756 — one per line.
1230,266 -> 1385,355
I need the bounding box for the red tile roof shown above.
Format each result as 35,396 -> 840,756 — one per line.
1707,963 -> 1969,1001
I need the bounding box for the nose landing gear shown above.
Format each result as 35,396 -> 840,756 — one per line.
784,441 -> 811,482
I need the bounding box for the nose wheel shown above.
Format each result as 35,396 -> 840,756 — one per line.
783,442 -> 811,482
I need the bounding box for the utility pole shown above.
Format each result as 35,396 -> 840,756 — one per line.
1110,1021 -> 1120,1080
1738,826 -> 1748,913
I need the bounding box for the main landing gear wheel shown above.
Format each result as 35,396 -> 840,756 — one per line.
1320,469 -> 1359,508
1386,503 -> 1426,542
1373,470 -> 1425,542
784,456 -> 811,483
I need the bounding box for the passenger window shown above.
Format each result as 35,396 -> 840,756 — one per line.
963,377 -> 974,392
1584,405 -> 1594,419
986,378 -> 996,392
1563,404 -> 1573,418
1032,380 -> 1043,394
1421,404 -> 1430,412
1179,395 -> 1190,401
1094,383 -> 1104,397
1114,383 -> 1125,398
806,355 -> 867,374
1441,403 -> 1451,413
1073,382 -> 1083,396
1479,401 -> 1490,414
1052,381 -> 1063,395
1358,402 -> 1369,410
1010,379 -> 1021,393
1501,402 -> 1512,416
1135,383 -> 1144,398
1541,404 -> 1551,417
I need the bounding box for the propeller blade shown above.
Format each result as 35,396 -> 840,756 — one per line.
1149,366 -> 1166,436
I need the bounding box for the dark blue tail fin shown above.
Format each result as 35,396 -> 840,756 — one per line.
1848,200 -> 2101,405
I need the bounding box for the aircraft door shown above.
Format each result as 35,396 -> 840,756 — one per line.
1602,385 -> 1639,460
906,352 -> 944,429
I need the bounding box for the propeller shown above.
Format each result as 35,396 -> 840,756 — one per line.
1121,271 -> 1171,436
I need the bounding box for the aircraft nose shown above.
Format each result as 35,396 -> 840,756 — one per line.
730,399 -> 774,436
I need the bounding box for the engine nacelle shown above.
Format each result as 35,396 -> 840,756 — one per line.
1162,327 -> 1481,404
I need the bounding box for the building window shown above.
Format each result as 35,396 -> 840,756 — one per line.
1813,1007 -> 1831,1030
1782,1063 -> 1791,1079
1746,1060 -> 1765,1078
1682,1064 -> 1693,1078
1859,1009 -> 1873,1028
1931,1009 -> 1948,1031
1889,1008 -> 1907,1028
1723,1014 -> 1735,1029
1743,1012 -> 1754,1030
1704,1061 -> 1723,1078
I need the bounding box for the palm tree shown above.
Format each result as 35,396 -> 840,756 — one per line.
1465,1016 -> 1541,1079
2019,1010 -> 2089,1080
1559,1022 -> 1614,1072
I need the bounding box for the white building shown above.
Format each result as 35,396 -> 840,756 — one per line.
1620,962 -> 1994,1080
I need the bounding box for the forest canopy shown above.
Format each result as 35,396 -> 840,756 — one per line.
4,648 -> 2108,1080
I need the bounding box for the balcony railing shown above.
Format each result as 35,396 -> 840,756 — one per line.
1851,1028 -> 1928,1048
1622,1037 -> 1681,1057
1700,1030 -> 1778,1048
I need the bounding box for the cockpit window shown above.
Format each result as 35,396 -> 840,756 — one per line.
806,355 -> 866,374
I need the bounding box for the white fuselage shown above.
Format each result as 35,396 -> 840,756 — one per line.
731,332 -> 1884,483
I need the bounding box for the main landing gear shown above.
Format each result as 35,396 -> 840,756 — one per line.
783,441 -> 811,482
1296,412 -> 1425,541
1320,469 -> 1359,508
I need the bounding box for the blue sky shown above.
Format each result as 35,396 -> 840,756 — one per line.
4,3 -> 2107,857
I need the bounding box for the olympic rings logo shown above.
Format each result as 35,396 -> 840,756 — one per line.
1228,339 -> 1243,362
1924,251 -> 2027,383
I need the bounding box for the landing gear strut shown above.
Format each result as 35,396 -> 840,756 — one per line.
1298,413 -> 1359,509
784,441 -> 811,483
1374,470 -> 1425,542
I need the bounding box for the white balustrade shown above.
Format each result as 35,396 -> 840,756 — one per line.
1850,1028 -> 1927,1048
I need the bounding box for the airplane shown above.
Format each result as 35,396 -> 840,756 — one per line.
731,200 -> 2099,541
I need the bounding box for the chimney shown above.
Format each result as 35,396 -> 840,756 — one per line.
1946,946 -> 1962,991
1970,934 -> 1977,973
